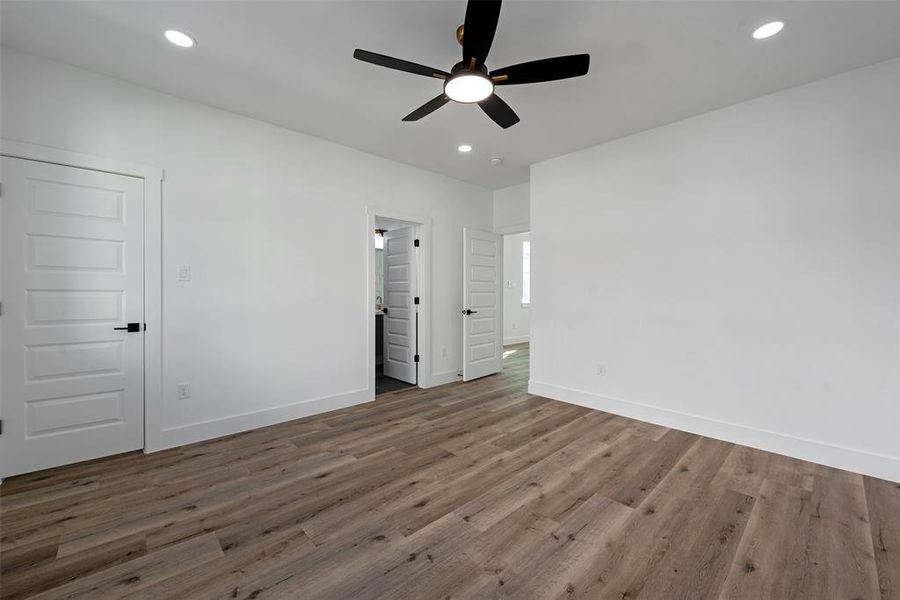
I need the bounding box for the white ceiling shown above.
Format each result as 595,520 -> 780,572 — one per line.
2,1 -> 899,189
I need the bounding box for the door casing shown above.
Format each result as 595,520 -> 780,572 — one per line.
366,208 -> 433,396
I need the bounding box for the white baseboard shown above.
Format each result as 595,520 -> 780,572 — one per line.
151,387 -> 372,452
150,366 -> 466,452
503,335 -> 530,346
529,380 -> 900,483
426,370 -> 463,388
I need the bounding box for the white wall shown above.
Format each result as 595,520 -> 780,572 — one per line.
530,58 -> 900,482
502,232 -> 530,345
493,182 -> 529,234
1,50 -> 492,450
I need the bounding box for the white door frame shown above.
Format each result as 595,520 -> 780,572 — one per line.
365,207 -> 433,395
1,139 -> 164,454
493,223 -> 529,373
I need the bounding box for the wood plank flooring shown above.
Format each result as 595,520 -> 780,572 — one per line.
1,343 -> 898,599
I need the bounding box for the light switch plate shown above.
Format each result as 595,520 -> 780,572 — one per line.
177,264 -> 191,282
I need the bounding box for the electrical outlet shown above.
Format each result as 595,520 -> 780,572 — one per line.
596,364 -> 607,376
177,264 -> 191,282
441,347 -> 448,358
177,383 -> 191,400
512,323 -> 517,330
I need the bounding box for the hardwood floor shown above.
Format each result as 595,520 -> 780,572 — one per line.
1,343 -> 898,599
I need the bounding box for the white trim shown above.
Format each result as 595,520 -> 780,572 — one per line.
529,380 -> 900,483
366,207 -> 434,393
157,388 -> 371,450
494,222 -> 530,235
0,139 -> 165,455
503,335 -> 530,346
1,140 -> 164,182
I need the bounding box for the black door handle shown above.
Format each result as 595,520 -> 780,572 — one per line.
114,323 -> 142,332
462,309 -> 478,315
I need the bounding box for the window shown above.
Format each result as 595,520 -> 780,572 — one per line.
521,240 -> 530,306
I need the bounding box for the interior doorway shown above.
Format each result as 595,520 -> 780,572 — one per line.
502,231 -> 530,346
373,216 -> 419,395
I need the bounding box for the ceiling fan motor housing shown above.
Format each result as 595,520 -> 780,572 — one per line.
450,61 -> 488,78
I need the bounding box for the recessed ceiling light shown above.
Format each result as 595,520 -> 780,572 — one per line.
445,75 -> 494,104
164,29 -> 196,48
458,144 -> 473,153
490,156 -> 503,165
752,21 -> 784,40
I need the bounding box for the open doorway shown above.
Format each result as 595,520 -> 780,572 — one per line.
502,232 -> 530,347
373,216 -> 419,395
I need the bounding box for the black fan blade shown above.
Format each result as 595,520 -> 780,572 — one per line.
353,49 -> 449,79
479,94 -> 519,128
462,0 -> 502,68
403,94 -> 450,122
491,54 -> 590,85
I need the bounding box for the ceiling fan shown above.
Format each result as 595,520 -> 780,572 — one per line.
353,0 -> 590,129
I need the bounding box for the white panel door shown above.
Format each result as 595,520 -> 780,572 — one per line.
1,157 -> 145,478
463,228 -> 502,381
382,226 -> 417,384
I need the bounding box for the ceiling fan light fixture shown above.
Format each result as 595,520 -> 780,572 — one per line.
444,74 -> 494,103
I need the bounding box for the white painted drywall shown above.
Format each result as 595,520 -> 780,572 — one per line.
530,58 -> 900,482
493,182 -> 529,234
502,232 -> 530,345
1,50 -> 492,450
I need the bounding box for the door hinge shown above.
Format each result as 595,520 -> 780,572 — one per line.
414,239 -> 420,247
414,354 -> 420,363
414,297 -> 420,305
0,419 -> 3,435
